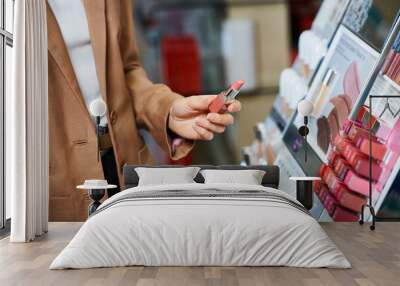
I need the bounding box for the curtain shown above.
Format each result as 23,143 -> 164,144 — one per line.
7,0 -> 48,242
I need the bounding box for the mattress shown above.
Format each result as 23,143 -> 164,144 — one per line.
50,183 -> 351,269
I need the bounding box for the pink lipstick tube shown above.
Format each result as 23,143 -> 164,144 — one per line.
209,80 -> 245,113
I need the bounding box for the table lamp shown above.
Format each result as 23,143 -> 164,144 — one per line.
89,98 -> 107,161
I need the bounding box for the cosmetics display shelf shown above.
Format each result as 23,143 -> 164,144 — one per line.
241,122 -> 282,166
241,1 -> 400,222
358,93 -> 400,229
383,75 -> 400,93
270,107 -> 289,132
241,0 -> 356,168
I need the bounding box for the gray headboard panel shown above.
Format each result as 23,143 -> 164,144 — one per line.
123,165 -> 280,189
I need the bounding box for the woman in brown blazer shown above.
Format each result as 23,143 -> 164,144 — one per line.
47,0 -> 241,221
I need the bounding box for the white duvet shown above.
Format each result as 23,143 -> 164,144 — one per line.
50,183 -> 351,269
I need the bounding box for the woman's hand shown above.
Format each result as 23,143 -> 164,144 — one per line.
168,95 -> 241,141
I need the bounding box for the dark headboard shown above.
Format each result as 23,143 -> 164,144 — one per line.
123,165 -> 280,189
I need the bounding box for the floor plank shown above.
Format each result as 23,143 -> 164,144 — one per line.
0,222 -> 399,286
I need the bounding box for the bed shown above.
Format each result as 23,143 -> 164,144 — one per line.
50,165 -> 350,269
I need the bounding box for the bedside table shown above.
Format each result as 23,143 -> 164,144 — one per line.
77,180 -> 117,216
289,177 -> 321,210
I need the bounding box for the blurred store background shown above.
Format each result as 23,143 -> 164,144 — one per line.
133,0 -> 397,166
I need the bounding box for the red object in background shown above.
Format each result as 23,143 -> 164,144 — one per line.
290,50 -> 298,65
315,182 -> 360,222
161,35 -> 202,165
287,0 -> 318,65
331,206 -> 359,222
161,35 -> 202,96
358,138 -> 388,162
331,184 -> 367,213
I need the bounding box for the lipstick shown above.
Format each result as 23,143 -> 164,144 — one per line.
209,80 -> 245,113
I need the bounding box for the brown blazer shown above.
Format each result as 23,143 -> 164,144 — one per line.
47,0 -> 192,221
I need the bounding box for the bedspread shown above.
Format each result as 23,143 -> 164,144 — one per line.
50,183 -> 351,269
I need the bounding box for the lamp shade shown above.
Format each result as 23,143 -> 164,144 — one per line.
298,99 -> 314,116
89,98 -> 107,117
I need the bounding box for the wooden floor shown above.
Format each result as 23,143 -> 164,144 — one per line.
0,222 -> 399,286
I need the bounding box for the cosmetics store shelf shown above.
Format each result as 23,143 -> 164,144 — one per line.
383,75 -> 400,93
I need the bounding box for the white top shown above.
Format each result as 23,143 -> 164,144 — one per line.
77,184 -> 117,190
77,179 -> 117,190
289,177 -> 321,181
48,0 -> 107,126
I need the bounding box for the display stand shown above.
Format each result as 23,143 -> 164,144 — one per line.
359,95 -> 400,230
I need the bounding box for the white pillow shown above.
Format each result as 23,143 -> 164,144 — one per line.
135,167 -> 201,186
200,169 -> 266,185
